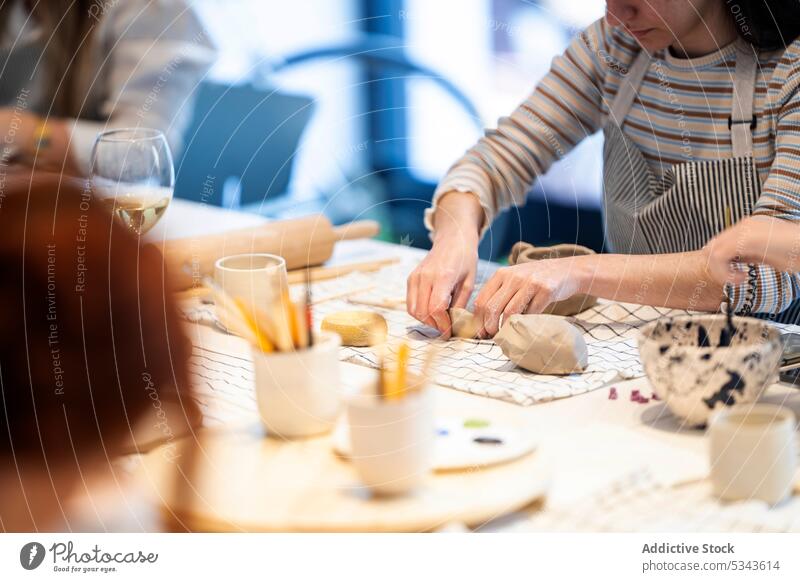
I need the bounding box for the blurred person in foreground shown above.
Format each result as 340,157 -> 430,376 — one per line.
0,0 -> 215,175
0,172 -> 196,531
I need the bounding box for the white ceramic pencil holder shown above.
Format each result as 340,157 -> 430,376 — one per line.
214,253 -> 288,315
252,331 -> 342,438
346,382 -> 435,496
709,404 -> 797,506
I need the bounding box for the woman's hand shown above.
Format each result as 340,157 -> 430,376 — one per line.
0,108 -> 35,154
407,238 -> 478,338
704,216 -> 800,285
407,191 -> 484,338
473,257 -> 587,337
0,109 -> 78,174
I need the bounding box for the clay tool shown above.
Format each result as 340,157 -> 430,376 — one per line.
286,257 -> 399,284
347,296 -> 407,310
311,285 -> 376,305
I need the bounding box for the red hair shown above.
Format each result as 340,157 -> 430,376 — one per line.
0,172 -> 194,465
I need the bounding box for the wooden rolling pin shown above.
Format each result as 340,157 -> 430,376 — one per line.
163,215 -> 380,290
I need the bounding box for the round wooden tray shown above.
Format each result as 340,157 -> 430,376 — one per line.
136,425 -> 550,532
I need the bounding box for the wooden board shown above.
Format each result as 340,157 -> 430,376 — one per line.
135,424 -> 550,532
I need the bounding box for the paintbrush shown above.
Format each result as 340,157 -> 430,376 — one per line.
389,341 -> 410,400
376,342 -> 387,399
420,343 -> 440,385
719,208 -> 737,347
304,267 -> 314,347
371,324 -> 389,399
720,285 -> 736,348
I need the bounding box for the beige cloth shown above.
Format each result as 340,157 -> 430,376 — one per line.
508,242 -> 598,316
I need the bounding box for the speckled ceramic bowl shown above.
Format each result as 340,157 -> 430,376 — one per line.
638,315 -> 782,427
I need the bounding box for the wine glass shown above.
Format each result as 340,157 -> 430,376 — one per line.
90,128 -> 174,236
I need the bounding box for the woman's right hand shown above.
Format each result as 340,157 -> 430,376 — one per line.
406,191 -> 484,338
406,237 -> 478,338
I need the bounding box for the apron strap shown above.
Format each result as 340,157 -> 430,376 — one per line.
730,39 -> 759,158
607,40 -> 759,159
607,49 -> 651,126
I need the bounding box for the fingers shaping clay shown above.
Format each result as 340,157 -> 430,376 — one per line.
449,307 -> 480,339
321,311 -> 388,346
509,242 -> 598,316
495,314 -> 588,375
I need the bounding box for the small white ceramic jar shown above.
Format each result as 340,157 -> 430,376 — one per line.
214,253 -> 288,315
346,384 -> 435,496
708,403 -> 797,506
252,331 -> 342,438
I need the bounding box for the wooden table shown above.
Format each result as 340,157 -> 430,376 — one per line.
86,199 -> 800,532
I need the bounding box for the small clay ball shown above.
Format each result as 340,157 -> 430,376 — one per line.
450,307 -> 480,339
321,311 -> 387,346
495,314 -> 588,375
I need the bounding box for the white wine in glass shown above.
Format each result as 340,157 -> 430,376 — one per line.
91,128 -> 175,236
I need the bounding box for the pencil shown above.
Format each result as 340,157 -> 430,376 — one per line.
388,341 -> 410,401
419,343 -> 440,388
235,298 -> 275,353
305,268 -> 314,347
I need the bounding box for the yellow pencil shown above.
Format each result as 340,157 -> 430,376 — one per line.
235,298 -> 274,353
293,299 -> 309,349
387,342 -> 410,401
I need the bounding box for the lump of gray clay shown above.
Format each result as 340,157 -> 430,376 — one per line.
495,314 -> 588,374
449,307 -> 480,339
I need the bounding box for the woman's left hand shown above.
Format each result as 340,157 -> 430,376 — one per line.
704,216 -> 800,286
473,257 -> 588,337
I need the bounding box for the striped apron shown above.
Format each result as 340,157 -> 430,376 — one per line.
602,40 -> 800,322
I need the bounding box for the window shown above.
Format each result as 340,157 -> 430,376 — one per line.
401,0 -> 606,208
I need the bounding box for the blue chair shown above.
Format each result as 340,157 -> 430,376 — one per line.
175,37 -> 511,259
174,82 -> 314,207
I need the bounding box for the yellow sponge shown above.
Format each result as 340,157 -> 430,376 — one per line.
321,310 -> 388,346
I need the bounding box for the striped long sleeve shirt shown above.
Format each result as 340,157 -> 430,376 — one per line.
425,17 -> 800,317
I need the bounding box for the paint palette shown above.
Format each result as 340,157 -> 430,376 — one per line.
332,417 -> 537,471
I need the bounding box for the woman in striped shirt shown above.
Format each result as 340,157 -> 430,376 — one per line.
408,0 -> 800,338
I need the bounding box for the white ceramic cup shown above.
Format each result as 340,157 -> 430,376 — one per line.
709,404 -> 797,506
346,386 -> 435,496
214,253 -> 288,314
252,331 -> 342,438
